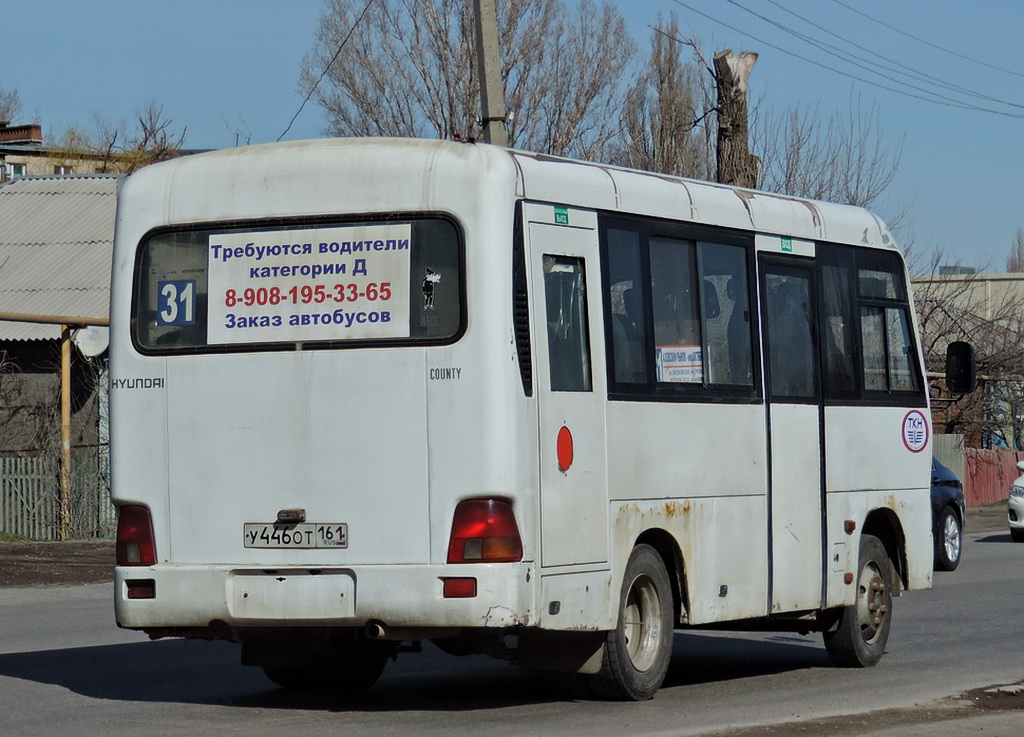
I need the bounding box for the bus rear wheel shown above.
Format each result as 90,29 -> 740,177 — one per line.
588,544 -> 673,700
823,533 -> 892,667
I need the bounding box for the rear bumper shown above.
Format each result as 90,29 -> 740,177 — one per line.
115,562 -> 534,633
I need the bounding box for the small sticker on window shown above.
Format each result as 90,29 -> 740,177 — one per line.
656,345 -> 703,383
421,267 -> 441,310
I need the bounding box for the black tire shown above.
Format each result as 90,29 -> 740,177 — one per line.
263,644 -> 389,691
587,544 -> 674,700
823,534 -> 892,667
1011,528 -> 1024,543
934,506 -> 962,572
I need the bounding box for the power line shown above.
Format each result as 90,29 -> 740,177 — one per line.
277,0 -> 376,142
668,0 -> 1024,120
827,0 -> 1024,80
722,0 -> 1024,115
758,0 -> 1024,113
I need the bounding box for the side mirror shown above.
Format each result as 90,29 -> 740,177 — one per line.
945,341 -> 976,395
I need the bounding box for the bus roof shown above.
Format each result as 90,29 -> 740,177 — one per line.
507,148 -> 896,251
121,137 -> 897,251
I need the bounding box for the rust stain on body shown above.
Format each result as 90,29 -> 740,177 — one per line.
663,500 -> 692,518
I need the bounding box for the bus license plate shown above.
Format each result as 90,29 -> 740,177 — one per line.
243,523 -> 348,549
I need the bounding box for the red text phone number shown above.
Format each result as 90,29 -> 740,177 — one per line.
224,283 -> 393,308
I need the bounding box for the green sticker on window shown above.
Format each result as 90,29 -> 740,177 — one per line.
781,236 -> 793,252
554,206 -> 569,225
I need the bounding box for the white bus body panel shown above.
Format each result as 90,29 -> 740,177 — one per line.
111,138 -> 930,639
825,405 -> 934,593
112,140 -> 542,630
161,350 -> 431,565
605,401 -> 768,624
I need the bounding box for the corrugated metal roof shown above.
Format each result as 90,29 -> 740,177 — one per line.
0,175 -> 119,340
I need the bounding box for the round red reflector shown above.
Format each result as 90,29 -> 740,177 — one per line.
556,425 -> 573,472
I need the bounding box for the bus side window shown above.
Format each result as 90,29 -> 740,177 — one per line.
857,250 -> 921,395
819,246 -> 858,399
606,228 -> 648,385
860,307 -> 888,391
861,305 -> 919,393
649,237 -> 702,384
885,308 -> 918,391
543,255 -> 592,392
698,242 -> 753,387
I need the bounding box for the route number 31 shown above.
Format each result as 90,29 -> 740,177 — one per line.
157,280 -> 197,326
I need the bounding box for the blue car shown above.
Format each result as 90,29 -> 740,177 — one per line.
931,458 -> 966,571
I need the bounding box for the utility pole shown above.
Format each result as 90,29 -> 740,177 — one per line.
714,50 -> 759,188
473,0 -> 508,146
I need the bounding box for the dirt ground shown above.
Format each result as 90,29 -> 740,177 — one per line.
0,539 -> 114,588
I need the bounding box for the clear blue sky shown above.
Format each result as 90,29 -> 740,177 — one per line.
4,0 -> 1022,270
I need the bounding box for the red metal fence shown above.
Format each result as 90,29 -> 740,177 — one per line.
964,448 -> 1024,507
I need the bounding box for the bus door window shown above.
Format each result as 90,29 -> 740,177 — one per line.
764,270 -> 817,400
543,255 -> 592,392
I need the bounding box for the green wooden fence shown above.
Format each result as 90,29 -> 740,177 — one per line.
0,454 -> 114,540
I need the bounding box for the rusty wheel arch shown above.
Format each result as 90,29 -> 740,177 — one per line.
634,528 -> 688,625
861,508 -> 908,594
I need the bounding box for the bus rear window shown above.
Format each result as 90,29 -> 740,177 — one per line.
133,218 -> 463,352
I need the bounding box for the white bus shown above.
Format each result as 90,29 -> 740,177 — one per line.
111,138 -> 949,700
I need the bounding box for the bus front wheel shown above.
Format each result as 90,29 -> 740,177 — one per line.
823,533 -> 892,667
589,544 -> 674,700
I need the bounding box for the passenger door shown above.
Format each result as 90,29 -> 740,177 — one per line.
524,203 -> 609,569
760,252 -> 825,612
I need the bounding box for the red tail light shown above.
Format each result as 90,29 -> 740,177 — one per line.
447,499 -> 523,563
116,505 -> 157,566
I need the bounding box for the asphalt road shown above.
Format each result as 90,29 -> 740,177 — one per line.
1,519 -> 1021,737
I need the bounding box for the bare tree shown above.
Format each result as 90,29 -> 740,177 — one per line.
52,103 -> 184,174
624,26 -> 902,214
0,85 -> 21,122
302,0 -> 635,158
0,350 -> 41,452
616,14 -> 712,179
1007,227 -> 1024,272
913,253 -> 1024,445
757,96 -> 902,209
120,103 -> 187,170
